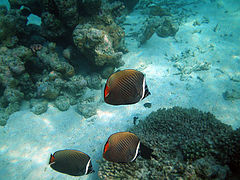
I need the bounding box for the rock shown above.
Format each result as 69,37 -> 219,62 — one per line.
63,47 -> 72,60
138,15 -> 178,46
101,66 -> 115,79
3,88 -> 24,103
9,0 -> 42,17
138,17 -> 161,46
156,17 -> 179,38
37,82 -> 60,100
102,1 -> 127,20
230,73 -> 240,82
110,0 -> 139,11
65,75 -> 87,95
60,62 -> 75,78
53,0 -> 80,28
73,24 -> 123,67
143,102 -> 151,108
55,96 -> 70,111
223,87 -> 240,100
66,95 -> 78,106
5,102 -> 20,115
0,7 -> 17,43
36,45 -> 75,77
148,4 -> 170,16
41,12 -> 67,40
30,99 -> 48,115
11,46 -> 33,62
193,157 -> 230,179
78,0 -> 102,16
0,111 -> 9,126
8,57 -> 25,75
0,7 -> 28,46
76,102 -> 97,118
86,73 -> 102,90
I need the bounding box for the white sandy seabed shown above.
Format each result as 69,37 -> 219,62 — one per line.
0,1 -> 240,180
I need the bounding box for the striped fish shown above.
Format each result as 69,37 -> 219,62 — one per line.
103,132 -> 155,163
49,149 -> 94,176
104,69 -> 150,105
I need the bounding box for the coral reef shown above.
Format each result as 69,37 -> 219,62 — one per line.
101,1 -> 127,23
73,23 -> 124,68
98,107 -> 240,179
40,12 -> 67,40
0,0 -> 128,126
9,0 -> 42,16
0,40 -> 87,125
78,0 -> 102,16
0,45 -> 34,125
0,6 -> 28,47
36,43 -> 75,78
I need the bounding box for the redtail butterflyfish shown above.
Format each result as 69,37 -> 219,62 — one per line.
104,69 -> 150,105
49,149 -> 94,176
103,132 -> 155,163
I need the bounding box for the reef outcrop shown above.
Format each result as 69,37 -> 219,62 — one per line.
0,0 -> 130,126
98,107 -> 240,179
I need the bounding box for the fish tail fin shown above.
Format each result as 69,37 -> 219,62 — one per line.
143,84 -> 151,99
139,143 -> 157,160
49,154 -> 55,165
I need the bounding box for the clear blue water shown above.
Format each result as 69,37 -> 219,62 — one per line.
0,0 -> 240,179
